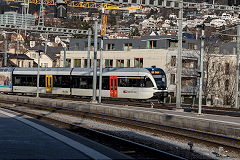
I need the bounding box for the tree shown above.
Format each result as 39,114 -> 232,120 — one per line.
130,28 -> 140,37
64,19 -> 93,38
203,40 -> 236,107
146,8 -> 158,19
107,12 -> 117,26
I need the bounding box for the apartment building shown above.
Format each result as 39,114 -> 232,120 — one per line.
0,12 -> 35,26
202,42 -> 237,106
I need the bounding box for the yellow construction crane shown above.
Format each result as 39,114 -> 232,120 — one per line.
4,0 -> 141,35
99,5 -> 141,35
66,2 -> 141,35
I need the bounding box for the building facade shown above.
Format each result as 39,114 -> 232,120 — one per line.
0,53 -> 34,67
25,46 -> 63,68
0,12 -> 35,26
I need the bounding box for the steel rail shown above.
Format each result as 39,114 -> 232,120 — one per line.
0,99 -> 239,154
0,105 -> 185,160
1,94 -> 240,117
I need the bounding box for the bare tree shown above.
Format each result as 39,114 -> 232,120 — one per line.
203,40 -> 236,107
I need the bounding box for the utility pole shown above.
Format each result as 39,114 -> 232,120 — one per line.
176,0 -> 183,109
24,0 -> 27,35
44,33 -> 48,54
17,30 -> 20,53
4,38 -> 7,67
98,7 -> 105,104
198,25 -> 205,115
235,25 -> 240,109
37,50 -> 41,98
1,31 -> 15,66
87,28 -> 92,68
63,47 -> 66,67
98,36 -> 103,103
92,21 -> 98,103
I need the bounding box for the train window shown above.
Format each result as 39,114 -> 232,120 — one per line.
62,76 -> 70,88
80,76 -> 93,89
140,78 -> 145,87
145,78 -> 154,87
47,77 -> 49,87
50,77 -> 52,87
53,76 -> 60,87
119,78 -> 129,87
96,76 -> 109,90
53,75 -> 70,88
111,79 -> 113,89
115,79 -> 117,90
130,79 -> 139,87
102,76 -> 109,90
40,76 -> 45,87
118,77 -> 153,88
32,76 -> 37,86
13,75 -> 37,87
118,77 -> 140,87
72,76 -> 80,88
14,76 -> 21,86
53,75 -> 62,87
72,76 -> 109,90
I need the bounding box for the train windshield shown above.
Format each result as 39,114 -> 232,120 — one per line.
153,75 -> 166,89
146,68 -> 167,90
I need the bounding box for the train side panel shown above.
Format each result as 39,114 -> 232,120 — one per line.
117,87 -> 140,99
52,87 -> 71,95
72,89 -> 110,97
13,86 -> 46,94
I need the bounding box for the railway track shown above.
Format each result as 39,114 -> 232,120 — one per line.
0,104 -> 184,160
0,99 -> 240,159
6,94 -> 240,117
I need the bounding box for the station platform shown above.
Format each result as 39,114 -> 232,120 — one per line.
0,108 -> 131,159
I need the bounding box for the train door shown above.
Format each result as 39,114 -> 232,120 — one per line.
46,75 -> 53,93
110,76 -> 118,97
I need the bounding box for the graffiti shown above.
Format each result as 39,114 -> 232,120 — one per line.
0,74 -> 11,88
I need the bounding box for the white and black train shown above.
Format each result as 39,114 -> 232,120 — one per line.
0,67 -> 168,100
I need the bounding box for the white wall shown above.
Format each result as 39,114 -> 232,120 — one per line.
59,49 -> 168,70
26,51 -> 54,67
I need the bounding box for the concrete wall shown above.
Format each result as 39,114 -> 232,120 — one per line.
26,51 -> 54,67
